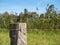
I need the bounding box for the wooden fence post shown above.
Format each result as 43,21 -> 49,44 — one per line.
10,23 -> 27,45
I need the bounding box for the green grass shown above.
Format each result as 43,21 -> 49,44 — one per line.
27,30 -> 60,45
0,32 -> 10,45
0,29 -> 60,45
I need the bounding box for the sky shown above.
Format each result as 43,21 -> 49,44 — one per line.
0,0 -> 60,14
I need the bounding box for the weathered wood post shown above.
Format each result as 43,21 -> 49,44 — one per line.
9,23 -> 27,45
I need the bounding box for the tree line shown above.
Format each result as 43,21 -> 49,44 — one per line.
0,4 -> 60,30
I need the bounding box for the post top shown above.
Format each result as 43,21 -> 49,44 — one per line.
10,23 -> 26,30
10,23 -> 26,24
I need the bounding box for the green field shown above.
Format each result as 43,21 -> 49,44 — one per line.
0,29 -> 60,45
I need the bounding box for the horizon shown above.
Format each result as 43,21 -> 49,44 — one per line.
0,0 -> 60,14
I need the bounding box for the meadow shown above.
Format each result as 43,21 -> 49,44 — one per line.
0,29 -> 60,45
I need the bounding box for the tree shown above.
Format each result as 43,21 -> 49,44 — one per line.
40,14 -> 44,19
3,11 -> 9,17
24,8 -> 28,15
18,12 -> 23,22
45,4 -> 56,18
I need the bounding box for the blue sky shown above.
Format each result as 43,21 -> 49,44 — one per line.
0,0 -> 60,14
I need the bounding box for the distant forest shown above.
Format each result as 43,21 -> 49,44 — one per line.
0,4 -> 60,29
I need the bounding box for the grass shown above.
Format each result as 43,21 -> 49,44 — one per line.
0,32 -> 10,45
27,30 -> 60,45
0,29 -> 60,45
